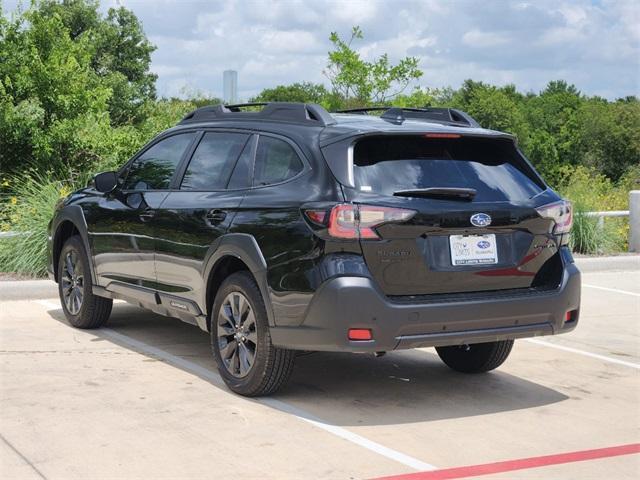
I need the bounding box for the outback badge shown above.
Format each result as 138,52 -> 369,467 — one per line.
470,213 -> 492,227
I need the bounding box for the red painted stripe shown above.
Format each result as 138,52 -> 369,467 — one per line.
372,443 -> 640,480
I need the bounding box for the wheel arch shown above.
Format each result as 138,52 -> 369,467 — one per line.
202,233 -> 273,331
51,206 -> 96,284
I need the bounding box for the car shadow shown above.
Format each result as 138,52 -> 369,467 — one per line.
44,302 -> 569,427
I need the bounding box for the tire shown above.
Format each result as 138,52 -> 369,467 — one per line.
58,236 -> 112,329
435,340 -> 514,373
211,271 -> 295,396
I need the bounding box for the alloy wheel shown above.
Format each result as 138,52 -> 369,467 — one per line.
61,250 -> 84,315
217,291 -> 258,378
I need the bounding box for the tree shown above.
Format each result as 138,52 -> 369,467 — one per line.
0,4 -> 111,173
324,26 -> 422,106
94,7 -> 157,124
577,99 -> 640,180
450,80 -> 529,140
251,82 -> 330,104
0,0 -> 157,174
35,0 -> 157,124
392,87 -> 435,108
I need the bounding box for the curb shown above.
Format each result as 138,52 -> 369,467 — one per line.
0,280 -> 57,301
574,255 -> 640,273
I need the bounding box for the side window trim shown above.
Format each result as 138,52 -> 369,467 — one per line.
251,133 -> 310,188
171,131 -> 205,190
225,134 -> 258,191
119,130 -> 201,192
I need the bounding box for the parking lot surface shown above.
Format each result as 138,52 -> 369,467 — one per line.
1,270 -> 639,479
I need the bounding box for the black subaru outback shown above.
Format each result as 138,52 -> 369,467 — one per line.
47,103 -> 580,396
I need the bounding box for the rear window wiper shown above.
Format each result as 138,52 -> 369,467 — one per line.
393,187 -> 477,201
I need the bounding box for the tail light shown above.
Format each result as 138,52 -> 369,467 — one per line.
536,200 -> 573,234
305,204 -> 415,240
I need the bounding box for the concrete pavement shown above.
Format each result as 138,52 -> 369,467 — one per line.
0,269 -> 638,479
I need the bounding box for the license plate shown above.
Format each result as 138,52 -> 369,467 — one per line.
449,234 -> 498,266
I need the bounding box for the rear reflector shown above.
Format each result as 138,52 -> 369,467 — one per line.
348,328 -> 372,341
565,310 -> 577,323
304,210 -> 327,225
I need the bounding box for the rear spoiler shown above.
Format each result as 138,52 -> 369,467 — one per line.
334,107 -> 481,128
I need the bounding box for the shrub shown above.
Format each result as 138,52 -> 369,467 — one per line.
0,172 -> 76,276
0,99 -> 198,276
556,165 -> 632,254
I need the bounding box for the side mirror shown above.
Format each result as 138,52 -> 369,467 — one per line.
94,171 -> 118,193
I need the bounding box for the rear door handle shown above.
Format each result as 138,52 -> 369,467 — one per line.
139,210 -> 155,222
206,209 -> 227,224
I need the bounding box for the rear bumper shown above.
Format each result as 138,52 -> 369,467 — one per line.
270,262 -> 581,352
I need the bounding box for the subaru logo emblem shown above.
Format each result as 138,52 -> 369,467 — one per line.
470,213 -> 491,227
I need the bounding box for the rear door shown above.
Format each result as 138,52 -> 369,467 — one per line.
339,134 -> 560,296
152,130 -> 254,314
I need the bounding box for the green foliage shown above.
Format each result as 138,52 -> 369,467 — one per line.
0,0 -> 157,176
392,87 -> 436,108
37,0 -> 157,125
556,165 -> 634,254
449,80 -> 529,140
94,7 -> 157,124
175,86 -> 222,109
324,26 -> 422,105
0,171 -> 74,276
443,79 -> 640,185
251,82 -> 330,104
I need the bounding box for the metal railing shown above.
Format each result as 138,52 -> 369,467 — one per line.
583,210 -> 630,229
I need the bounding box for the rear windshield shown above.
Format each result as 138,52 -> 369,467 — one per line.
353,135 -> 544,202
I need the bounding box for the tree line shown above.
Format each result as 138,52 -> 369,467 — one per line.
1,1 -> 638,188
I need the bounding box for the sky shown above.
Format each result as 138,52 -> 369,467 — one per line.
4,0 -> 640,100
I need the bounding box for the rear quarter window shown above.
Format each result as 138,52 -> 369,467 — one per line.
353,135 -> 544,202
253,136 -> 304,186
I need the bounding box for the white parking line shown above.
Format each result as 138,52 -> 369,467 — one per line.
583,283 -> 640,298
525,338 -> 640,369
35,299 -> 436,472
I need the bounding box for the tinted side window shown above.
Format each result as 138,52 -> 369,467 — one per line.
253,136 -> 304,186
123,133 -> 196,190
227,136 -> 255,190
181,132 -> 249,190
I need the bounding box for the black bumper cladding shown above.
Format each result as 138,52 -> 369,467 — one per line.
270,263 -> 581,352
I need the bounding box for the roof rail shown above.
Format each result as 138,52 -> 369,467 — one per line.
179,102 -> 337,127
334,107 -> 480,128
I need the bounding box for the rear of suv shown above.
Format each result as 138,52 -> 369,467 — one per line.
47,103 -> 580,396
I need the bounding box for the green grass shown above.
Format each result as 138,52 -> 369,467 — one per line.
0,172 -> 73,276
559,165 -> 634,254
570,206 -> 626,254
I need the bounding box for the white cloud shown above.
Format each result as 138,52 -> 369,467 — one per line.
462,30 -> 510,48
260,30 -> 323,53
2,0 -> 639,99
